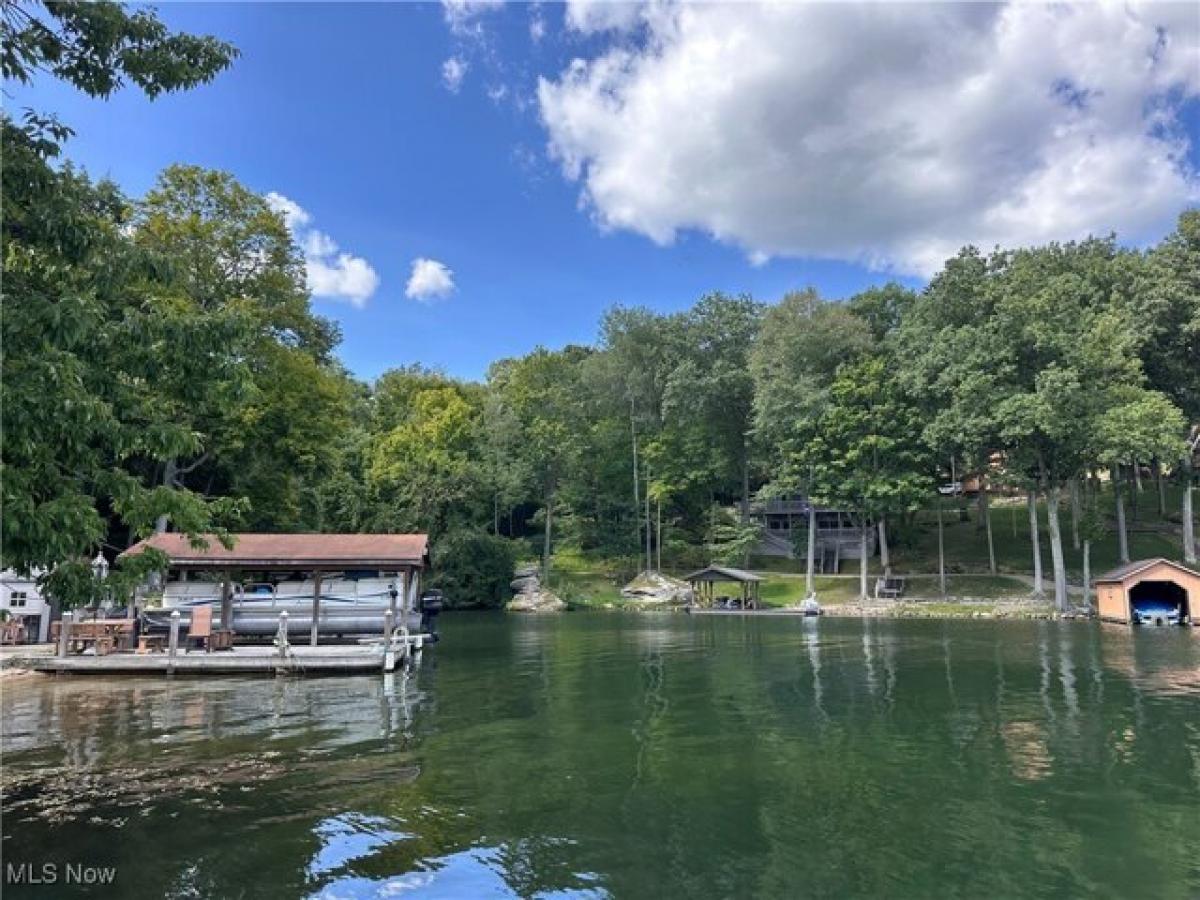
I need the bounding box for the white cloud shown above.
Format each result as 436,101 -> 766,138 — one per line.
540,2 -> 1200,275
405,258 -> 456,302
266,192 -> 380,307
442,56 -> 469,93
265,191 -> 310,231
529,7 -> 547,43
442,0 -> 504,36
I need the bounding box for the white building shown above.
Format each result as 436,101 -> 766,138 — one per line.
1,569 -> 52,643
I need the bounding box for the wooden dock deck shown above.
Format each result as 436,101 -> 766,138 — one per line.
21,639 -> 432,677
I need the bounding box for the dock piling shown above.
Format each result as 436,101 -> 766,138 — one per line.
168,611 -> 181,673
277,610 -> 290,656
57,611 -> 73,658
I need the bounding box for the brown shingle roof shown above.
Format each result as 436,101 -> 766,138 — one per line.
1094,557 -> 1200,583
682,564 -> 763,583
120,533 -> 429,569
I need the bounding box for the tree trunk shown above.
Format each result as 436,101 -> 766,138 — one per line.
805,502 -> 817,597
1183,452 -> 1196,564
741,432 -> 750,523
1082,539 -> 1091,611
1114,466 -> 1130,564
154,458 -> 179,533
1028,488 -> 1043,597
631,404 -> 641,566
543,488 -> 554,588
877,516 -> 890,574
1129,462 -> 1140,521
1069,478 -> 1081,551
980,483 -> 996,574
656,498 -> 662,572
859,522 -> 869,601
1153,459 -> 1166,518
1046,484 -> 1068,612
937,497 -> 946,597
645,466 -> 653,572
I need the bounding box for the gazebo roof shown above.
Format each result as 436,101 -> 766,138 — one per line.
683,564 -> 763,583
120,533 -> 429,570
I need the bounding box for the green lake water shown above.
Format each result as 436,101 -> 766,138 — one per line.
2,615 -> 1198,898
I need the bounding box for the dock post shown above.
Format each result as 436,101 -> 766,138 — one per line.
277,610 -> 290,657
168,610 -> 181,674
383,609 -> 395,672
310,571 -> 323,648
57,611 -> 73,658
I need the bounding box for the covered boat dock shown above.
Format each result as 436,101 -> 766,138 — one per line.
684,565 -> 763,610
121,532 -> 430,645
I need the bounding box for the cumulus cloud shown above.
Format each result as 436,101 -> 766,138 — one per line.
405,258 -> 456,302
442,56 -> 469,93
540,1 -> 1200,275
266,192 -> 380,307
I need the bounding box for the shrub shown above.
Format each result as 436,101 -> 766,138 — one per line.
430,528 -> 519,609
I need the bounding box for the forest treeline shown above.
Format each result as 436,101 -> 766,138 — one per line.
3,4 -> 1198,611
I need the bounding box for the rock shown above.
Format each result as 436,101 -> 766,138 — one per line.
510,574 -> 540,592
620,571 -> 693,605
507,589 -> 566,613
508,563 -> 565,612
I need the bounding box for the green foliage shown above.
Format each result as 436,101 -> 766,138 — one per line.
1,118 -> 245,576
430,528 -> 518,609
703,506 -> 762,566
2,1 -> 237,99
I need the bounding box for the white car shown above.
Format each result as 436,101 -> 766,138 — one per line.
938,482 -> 964,496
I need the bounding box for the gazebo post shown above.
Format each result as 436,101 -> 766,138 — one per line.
310,570 -> 323,647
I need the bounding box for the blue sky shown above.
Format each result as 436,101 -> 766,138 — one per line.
10,2 -> 1198,382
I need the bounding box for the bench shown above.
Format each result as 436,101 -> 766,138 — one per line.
875,576 -> 906,601
51,618 -> 136,654
136,634 -> 167,654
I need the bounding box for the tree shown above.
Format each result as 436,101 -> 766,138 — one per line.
368,384 -> 484,536
489,347 -> 589,586
132,165 -> 347,532
751,289 -> 874,592
1,2 -> 237,592
798,357 -> 931,600
1,120 -> 242,589
2,1 -> 236,99
1137,211 -> 1200,562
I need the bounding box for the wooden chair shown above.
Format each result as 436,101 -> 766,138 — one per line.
875,576 -> 906,601
187,605 -> 213,652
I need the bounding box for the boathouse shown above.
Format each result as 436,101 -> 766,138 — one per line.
121,533 -> 430,644
1094,558 -> 1199,626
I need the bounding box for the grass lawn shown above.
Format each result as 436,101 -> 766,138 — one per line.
758,482 -> 1194,582
534,481 -> 1195,610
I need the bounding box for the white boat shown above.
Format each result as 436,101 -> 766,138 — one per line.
143,573 -> 428,637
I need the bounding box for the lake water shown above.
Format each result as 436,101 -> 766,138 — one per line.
2,615 -> 1198,899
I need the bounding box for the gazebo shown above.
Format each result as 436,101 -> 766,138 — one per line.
684,564 -> 763,609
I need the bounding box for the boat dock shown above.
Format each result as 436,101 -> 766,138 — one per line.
18,637 -> 432,678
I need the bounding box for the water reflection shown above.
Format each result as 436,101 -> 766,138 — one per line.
2,617 -> 1198,899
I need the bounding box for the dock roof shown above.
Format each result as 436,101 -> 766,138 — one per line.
1094,557 -> 1199,584
682,564 -> 763,583
120,533 -> 429,570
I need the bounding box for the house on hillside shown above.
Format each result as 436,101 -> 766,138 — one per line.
748,495 -> 875,571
